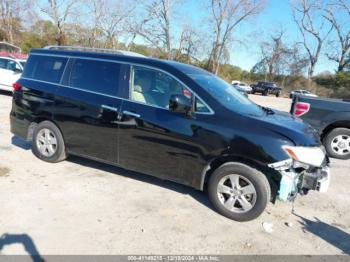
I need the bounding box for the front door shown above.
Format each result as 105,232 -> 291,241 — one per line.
118,65 -> 212,186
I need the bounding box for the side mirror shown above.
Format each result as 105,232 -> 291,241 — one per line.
169,94 -> 192,115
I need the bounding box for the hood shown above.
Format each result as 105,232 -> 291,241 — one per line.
250,109 -> 320,146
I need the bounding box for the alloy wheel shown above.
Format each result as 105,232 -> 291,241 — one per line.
331,135 -> 350,156
36,128 -> 58,157
217,174 -> 257,213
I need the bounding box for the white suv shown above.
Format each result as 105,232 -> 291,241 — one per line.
0,56 -> 26,92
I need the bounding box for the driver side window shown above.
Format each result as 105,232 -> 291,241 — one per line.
131,66 -> 192,109
130,66 -> 211,113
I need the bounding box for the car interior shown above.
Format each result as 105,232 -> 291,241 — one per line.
131,67 -> 191,109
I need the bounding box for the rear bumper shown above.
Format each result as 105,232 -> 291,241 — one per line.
0,83 -> 13,92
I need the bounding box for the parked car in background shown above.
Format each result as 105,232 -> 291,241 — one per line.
291,96 -> 350,159
11,46 -> 330,221
0,56 -> 26,92
234,88 -> 248,97
251,81 -> 282,97
289,89 -> 317,99
232,81 -> 252,94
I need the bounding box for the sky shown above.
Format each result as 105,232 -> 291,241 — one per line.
180,0 -> 340,74
36,0 -> 344,74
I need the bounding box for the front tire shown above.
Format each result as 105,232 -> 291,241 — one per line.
324,128 -> 350,160
32,121 -> 67,163
208,162 -> 271,221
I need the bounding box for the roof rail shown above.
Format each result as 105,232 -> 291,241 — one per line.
44,45 -> 146,58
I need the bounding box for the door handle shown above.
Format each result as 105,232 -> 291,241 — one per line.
101,104 -> 118,112
123,110 -> 141,118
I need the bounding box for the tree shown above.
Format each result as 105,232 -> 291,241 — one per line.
93,0 -> 136,49
20,32 -> 49,53
19,20 -> 57,52
0,0 -> 28,44
291,0 -> 333,79
39,0 -> 80,45
173,26 -> 202,63
128,0 -> 179,59
85,0 -> 105,47
253,31 -> 309,82
259,30 -> 289,79
207,0 -> 265,75
287,43 -> 309,76
323,0 -> 350,72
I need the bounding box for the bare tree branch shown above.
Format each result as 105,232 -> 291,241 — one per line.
207,0 -> 266,74
323,0 -> 350,72
291,0 -> 333,79
39,0 -> 81,45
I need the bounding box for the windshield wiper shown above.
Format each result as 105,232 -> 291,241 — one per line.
260,106 -> 275,115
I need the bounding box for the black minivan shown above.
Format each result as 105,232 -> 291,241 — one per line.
10,46 -> 330,221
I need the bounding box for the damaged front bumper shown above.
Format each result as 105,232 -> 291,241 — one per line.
268,158 -> 330,202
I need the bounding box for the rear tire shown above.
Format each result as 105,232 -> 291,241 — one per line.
276,91 -> 281,97
208,162 -> 271,221
323,128 -> 350,160
32,121 -> 67,163
263,89 -> 268,96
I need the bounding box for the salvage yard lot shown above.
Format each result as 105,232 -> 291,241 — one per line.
0,91 -> 349,255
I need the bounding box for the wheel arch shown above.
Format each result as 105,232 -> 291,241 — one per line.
321,120 -> 350,141
27,117 -> 65,142
199,155 -> 280,202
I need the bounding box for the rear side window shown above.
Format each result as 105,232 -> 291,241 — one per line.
69,59 -> 120,96
22,55 -> 67,83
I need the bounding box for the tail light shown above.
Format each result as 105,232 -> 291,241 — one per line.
12,82 -> 22,92
293,102 -> 310,117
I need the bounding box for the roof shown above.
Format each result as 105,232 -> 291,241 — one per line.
163,59 -> 210,75
0,42 -> 21,52
30,47 -> 210,76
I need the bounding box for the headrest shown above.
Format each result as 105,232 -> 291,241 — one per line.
133,85 -> 142,93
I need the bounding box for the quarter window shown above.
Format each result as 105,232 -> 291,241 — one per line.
22,55 -> 67,83
69,59 -> 121,96
195,98 -> 210,113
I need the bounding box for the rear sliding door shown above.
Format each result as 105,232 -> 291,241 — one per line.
54,58 -> 129,163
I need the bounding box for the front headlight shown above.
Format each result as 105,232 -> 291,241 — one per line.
282,145 -> 325,167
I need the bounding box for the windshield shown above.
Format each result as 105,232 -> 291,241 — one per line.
189,74 -> 263,116
264,82 -> 275,87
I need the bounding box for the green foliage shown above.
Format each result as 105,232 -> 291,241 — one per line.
20,32 -> 48,53
2,17 -> 346,99
218,64 -> 244,82
128,44 -> 152,56
0,29 -> 6,41
313,72 -> 350,99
